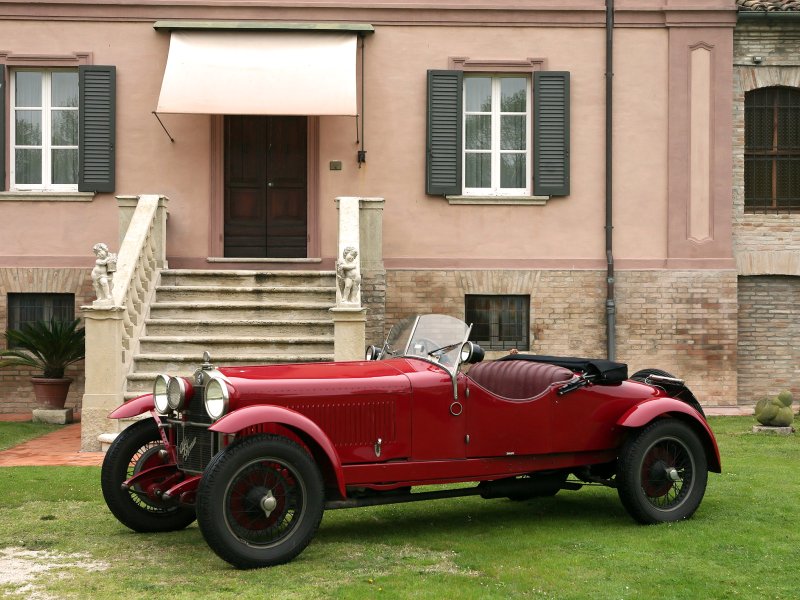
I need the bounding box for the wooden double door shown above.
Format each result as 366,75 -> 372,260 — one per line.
224,116 -> 308,258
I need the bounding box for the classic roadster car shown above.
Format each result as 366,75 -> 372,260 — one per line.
101,314 -> 720,569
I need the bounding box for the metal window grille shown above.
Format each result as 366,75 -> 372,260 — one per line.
465,294 -> 530,351
744,86 -> 800,213
7,293 -> 75,332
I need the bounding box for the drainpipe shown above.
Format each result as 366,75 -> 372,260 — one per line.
605,0 -> 616,361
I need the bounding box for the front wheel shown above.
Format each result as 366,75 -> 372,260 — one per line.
617,419 -> 708,524
101,418 -> 196,532
196,434 -> 325,569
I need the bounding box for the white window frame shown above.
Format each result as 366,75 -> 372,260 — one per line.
9,68 -> 79,192
462,74 -> 531,197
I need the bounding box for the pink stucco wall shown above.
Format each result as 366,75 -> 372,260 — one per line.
0,0 -> 736,270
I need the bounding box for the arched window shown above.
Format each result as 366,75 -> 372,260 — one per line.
744,86 -> 800,212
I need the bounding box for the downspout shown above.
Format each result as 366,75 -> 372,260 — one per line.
605,0 -> 616,361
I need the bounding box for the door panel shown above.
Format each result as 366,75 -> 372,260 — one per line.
224,116 -> 307,258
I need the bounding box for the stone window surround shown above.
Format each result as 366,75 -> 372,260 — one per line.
733,64 -> 800,276
445,56 -> 550,206
0,51 -> 93,196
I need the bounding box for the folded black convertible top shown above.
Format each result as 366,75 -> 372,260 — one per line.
497,354 -> 628,384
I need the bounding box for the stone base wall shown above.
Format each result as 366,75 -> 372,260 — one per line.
386,269 -> 739,406
737,275 -> 800,404
0,268 -> 93,414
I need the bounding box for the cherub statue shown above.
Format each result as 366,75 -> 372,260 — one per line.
335,246 -> 361,305
91,242 -> 117,305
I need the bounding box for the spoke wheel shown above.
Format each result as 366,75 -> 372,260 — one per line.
196,434 -> 324,569
617,420 -> 708,524
101,418 -> 196,532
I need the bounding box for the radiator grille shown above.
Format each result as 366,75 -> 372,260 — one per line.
172,382 -> 216,473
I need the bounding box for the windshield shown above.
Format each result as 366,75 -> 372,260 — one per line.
381,314 -> 471,372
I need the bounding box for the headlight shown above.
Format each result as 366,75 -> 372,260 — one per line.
167,377 -> 190,410
365,345 -> 381,360
204,377 -> 229,421
153,374 -> 170,414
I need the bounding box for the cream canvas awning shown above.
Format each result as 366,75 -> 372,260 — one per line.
156,30 -> 358,115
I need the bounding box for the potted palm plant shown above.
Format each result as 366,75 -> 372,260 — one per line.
0,318 -> 86,409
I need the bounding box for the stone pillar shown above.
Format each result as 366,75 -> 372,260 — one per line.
79,308 -> 125,451
334,196 -> 386,348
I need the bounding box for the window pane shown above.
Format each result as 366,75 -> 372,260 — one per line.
465,294 -> 529,350
745,89 -> 774,151
501,115 -> 526,150
51,71 -> 79,107
501,154 -> 526,189
465,152 -> 490,188
7,293 -> 75,340
14,149 -> 42,184
15,72 -> 42,107
776,158 -> 800,208
15,110 -> 42,145
465,77 -> 491,112
465,114 -> 491,150
501,78 -> 526,112
52,110 -> 78,145
52,149 -> 78,184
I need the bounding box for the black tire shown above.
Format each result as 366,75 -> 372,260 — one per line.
196,434 -> 325,569
101,418 -> 196,532
617,419 -> 708,524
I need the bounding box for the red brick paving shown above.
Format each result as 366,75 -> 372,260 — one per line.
0,414 -> 104,467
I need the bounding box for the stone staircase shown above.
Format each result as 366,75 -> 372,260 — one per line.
124,269 -> 336,399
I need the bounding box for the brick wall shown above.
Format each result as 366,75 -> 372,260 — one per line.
0,268 -> 94,414
738,276 -> 800,403
386,269 -> 739,406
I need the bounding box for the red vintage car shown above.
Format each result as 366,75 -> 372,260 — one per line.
101,314 -> 720,569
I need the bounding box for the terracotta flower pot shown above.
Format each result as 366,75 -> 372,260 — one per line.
30,377 -> 73,409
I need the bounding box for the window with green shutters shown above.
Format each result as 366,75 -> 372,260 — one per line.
1,64 -> 115,193
427,69 -> 569,199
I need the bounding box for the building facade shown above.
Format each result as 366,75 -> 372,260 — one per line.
0,1 -> 764,416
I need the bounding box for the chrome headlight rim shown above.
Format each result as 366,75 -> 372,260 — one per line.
167,376 -> 188,410
153,374 -> 171,415
204,376 -> 229,421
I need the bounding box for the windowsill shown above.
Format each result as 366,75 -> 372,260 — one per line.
207,257 -> 323,264
0,191 -> 95,202
445,195 -> 549,206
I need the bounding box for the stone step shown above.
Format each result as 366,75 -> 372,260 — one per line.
143,318 -> 333,337
160,269 -> 336,288
155,285 -> 334,303
133,353 -> 333,374
139,335 -> 334,355
148,301 -> 334,321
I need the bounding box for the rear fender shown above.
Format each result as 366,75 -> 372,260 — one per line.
108,394 -> 154,419
210,405 -> 346,499
617,398 -> 721,473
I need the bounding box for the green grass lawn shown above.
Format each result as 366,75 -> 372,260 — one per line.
0,416 -> 797,599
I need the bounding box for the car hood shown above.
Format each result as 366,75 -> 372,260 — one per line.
217,360 -> 414,406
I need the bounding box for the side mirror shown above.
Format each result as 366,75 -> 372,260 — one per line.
459,341 -> 485,364
365,345 -> 382,361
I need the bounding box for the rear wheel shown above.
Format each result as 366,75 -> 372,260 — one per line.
196,434 -> 325,569
617,419 -> 708,524
101,418 -> 196,532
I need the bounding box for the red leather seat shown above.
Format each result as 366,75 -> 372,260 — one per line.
468,360 -> 574,400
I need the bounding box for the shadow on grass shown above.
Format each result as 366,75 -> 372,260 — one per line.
315,487 -> 630,545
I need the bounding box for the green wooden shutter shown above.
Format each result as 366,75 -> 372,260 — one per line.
426,70 -> 463,196
0,67 -> 5,191
534,71 -> 570,196
79,65 -> 116,193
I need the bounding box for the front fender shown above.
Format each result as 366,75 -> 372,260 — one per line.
108,394 -> 154,419
210,405 -> 346,499
617,398 -> 721,473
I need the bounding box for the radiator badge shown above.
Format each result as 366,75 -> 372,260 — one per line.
178,436 -> 197,462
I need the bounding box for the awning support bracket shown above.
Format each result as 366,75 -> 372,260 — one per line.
152,111 -> 175,143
